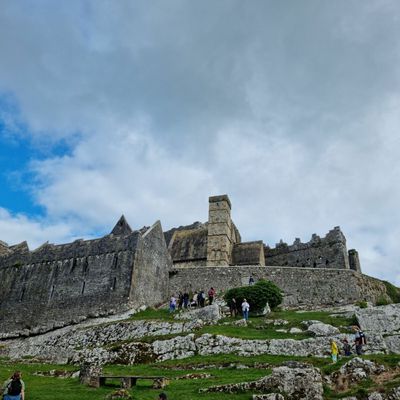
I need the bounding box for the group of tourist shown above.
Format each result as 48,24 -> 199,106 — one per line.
330,325 -> 367,362
169,287 -> 217,312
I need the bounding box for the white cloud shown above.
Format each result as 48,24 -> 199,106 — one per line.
0,1 -> 400,285
0,208 -> 74,249
30,124 -> 217,231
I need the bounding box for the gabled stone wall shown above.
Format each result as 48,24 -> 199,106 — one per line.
0,221 -> 171,338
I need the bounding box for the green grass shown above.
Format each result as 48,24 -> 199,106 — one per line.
0,359 -> 269,400
270,310 -> 356,331
198,322 -> 311,340
382,281 -> 400,303
105,308 -> 355,346
324,378 -> 375,400
3,351 -> 400,399
128,308 -> 175,321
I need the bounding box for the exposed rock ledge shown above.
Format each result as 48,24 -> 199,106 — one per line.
2,327 -> 396,365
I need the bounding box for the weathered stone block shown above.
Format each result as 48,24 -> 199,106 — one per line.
209,194 -> 231,209
208,223 -> 232,237
208,209 -> 231,223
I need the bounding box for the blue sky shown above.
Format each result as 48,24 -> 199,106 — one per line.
0,0 -> 400,284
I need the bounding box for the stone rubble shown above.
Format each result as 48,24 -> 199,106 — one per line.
265,319 -> 289,326
331,357 -> 386,392
174,304 -> 221,322
253,394 -> 285,400
306,322 -> 340,336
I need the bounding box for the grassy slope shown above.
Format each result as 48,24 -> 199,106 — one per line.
1,309 -> 399,400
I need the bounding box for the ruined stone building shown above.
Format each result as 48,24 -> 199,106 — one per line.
0,219 -> 171,337
0,194 -> 389,338
164,195 -> 361,272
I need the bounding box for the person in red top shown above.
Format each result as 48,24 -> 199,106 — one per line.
208,287 -> 216,305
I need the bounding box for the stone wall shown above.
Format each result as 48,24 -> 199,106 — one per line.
349,249 -> 361,272
129,221 -> 171,306
232,241 -> 265,266
264,227 -> 352,270
0,221 -> 171,337
167,225 -> 208,266
169,265 -> 389,307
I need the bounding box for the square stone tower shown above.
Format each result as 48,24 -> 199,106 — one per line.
206,194 -> 233,266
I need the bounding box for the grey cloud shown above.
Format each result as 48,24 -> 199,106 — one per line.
0,1 -> 400,284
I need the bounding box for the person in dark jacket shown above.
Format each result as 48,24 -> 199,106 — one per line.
2,371 -> 25,400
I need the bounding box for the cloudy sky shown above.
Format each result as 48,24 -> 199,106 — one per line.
0,1 -> 399,284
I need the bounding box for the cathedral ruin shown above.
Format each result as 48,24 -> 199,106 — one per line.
0,194 -> 389,338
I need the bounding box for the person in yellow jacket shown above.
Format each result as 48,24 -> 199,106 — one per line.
330,339 -> 339,363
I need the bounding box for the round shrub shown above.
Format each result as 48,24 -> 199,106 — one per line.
224,279 -> 282,315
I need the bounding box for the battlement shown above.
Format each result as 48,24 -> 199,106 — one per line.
264,226 -> 351,270
265,226 -> 346,256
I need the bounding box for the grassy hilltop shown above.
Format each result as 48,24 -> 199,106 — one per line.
1,308 -> 400,400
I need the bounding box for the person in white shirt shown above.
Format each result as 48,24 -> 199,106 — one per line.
169,295 -> 177,313
241,298 -> 250,321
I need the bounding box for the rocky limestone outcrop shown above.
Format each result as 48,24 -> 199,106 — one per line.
356,304 -> 400,334
174,304 -> 221,322
306,322 -> 340,336
366,387 -> 400,400
201,363 -> 323,400
0,318 -> 203,364
331,357 -> 385,391
385,334 -> 400,354
3,327 -> 395,365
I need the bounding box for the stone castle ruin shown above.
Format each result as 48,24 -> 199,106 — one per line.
0,194 -> 389,337
0,219 -> 171,337
165,194 -> 361,272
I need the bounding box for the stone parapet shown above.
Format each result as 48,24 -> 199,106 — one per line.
264,226 -> 352,271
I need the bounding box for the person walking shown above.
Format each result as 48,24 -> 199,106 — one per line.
353,325 -> 366,355
191,291 -> 198,308
199,290 -> 205,307
208,287 -> 216,305
169,295 -> 177,313
229,297 -> 237,317
342,338 -> 352,356
241,298 -> 250,321
2,371 -> 25,400
183,292 -> 189,309
330,339 -> 339,363
177,291 -> 183,309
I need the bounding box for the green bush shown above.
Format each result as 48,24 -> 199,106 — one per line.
383,281 -> 400,303
356,300 -> 368,309
224,279 -> 282,314
376,296 -> 390,306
